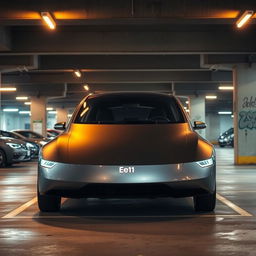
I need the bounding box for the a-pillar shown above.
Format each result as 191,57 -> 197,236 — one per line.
56,108 -> 68,123
190,96 -> 206,138
233,64 -> 256,164
30,96 -> 47,137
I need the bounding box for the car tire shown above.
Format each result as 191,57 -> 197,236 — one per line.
0,149 -> 7,168
37,189 -> 61,212
193,188 -> 216,212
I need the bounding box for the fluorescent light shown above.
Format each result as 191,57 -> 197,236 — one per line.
3,108 -> 19,112
206,95 -> 217,99
46,107 -> 53,111
184,106 -> 187,110
74,70 -> 81,78
231,114 -> 234,118
41,12 -> 56,30
68,114 -> 72,118
84,84 -> 89,91
185,109 -> 190,113
236,10 -> 254,28
16,96 -> 28,100
24,102 -> 31,105
0,87 -> 16,92
218,111 -> 232,115
185,101 -> 189,104
48,111 -> 57,114
218,86 -> 234,90
19,111 -> 31,114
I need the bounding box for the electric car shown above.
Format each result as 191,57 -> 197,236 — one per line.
38,92 -> 216,212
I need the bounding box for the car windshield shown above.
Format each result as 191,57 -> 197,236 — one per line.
17,131 -> 44,139
74,94 -> 185,124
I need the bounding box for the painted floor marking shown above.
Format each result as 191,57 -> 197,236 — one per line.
1,193 -> 253,219
216,193 -> 253,217
1,197 -> 37,219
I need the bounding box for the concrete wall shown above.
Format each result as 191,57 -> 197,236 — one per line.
0,111 -> 30,131
205,113 -> 233,143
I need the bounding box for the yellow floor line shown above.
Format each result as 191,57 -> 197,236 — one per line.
4,214 -> 241,219
1,197 -> 37,219
216,193 -> 253,217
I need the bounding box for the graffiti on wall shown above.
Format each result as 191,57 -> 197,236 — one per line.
239,96 -> 256,129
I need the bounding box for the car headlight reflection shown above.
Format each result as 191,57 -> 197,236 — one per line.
196,158 -> 214,168
40,159 -> 56,169
6,143 -> 22,149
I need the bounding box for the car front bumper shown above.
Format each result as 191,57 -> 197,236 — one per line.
38,162 -> 216,198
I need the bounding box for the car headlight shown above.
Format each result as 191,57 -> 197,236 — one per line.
6,143 -> 22,149
26,142 -> 35,148
196,158 -> 214,168
40,159 -> 56,169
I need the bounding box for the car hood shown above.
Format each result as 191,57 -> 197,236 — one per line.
43,123 -> 213,165
0,136 -> 26,145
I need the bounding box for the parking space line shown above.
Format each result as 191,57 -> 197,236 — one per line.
216,193 -> 253,217
1,193 -> 254,219
2,214 -> 242,219
1,197 -> 37,219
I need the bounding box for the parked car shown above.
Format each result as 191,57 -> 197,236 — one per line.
0,130 -> 39,158
0,136 -> 31,167
12,130 -> 49,149
218,128 -> 234,147
38,92 -> 216,212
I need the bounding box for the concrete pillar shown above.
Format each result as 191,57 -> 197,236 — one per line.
190,96 -> 206,138
30,96 -> 47,137
233,64 -> 256,164
56,108 -> 68,123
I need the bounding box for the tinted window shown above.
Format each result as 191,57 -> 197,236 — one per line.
75,94 -> 185,124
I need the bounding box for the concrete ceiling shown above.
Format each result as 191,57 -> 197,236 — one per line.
0,0 -> 255,113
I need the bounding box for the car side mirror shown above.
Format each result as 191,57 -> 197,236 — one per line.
193,121 -> 206,130
54,122 -> 66,130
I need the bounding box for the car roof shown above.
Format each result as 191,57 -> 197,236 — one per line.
87,92 -> 176,101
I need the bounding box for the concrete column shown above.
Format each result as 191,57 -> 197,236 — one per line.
56,108 -> 68,123
233,64 -> 256,164
30,96 -> 47,137
190,96 -> 206,138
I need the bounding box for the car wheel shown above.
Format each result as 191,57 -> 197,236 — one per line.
0,149 -> 7,168
193,188 -> 216,212
37,188 -> 61,212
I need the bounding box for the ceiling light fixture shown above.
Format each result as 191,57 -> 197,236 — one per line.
84,84 -> 89,91
218,86 -> 234,90
3,108 -> 19,112
41,12 -> 56,30
236,10 -> 254,28
74,70 -> 82,78
19,111 -> 31,114
16,96 -> 28,100
24,102 -> 31,105
205,95 -> 217,99
48,111 -> 57,114
0,87 -> 17,92
218,111 -> 232,115
46,107 -> 53,111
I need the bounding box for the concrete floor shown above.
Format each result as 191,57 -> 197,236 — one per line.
0,147 -> 255,256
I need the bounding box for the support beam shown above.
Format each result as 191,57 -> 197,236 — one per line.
0,27 -> 10,51
1,71 -> 232,84
9,28 -> 256,53
38,55 -> 201,70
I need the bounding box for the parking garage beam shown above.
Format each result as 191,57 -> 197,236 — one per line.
233,64 -> 256,164
30,96 -> 47,137
190,96 -> 206,138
